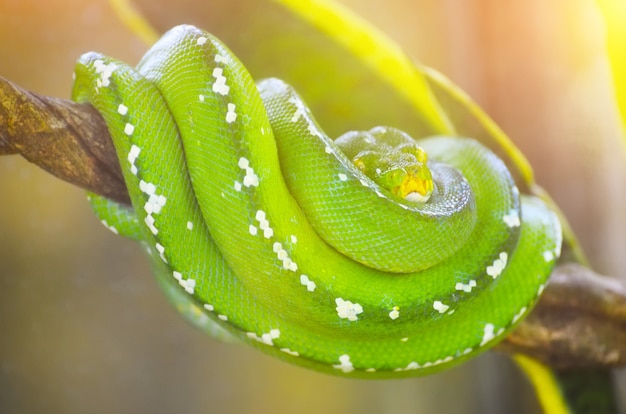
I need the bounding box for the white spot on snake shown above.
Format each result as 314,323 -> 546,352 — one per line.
537,283 -> 546,296
389,306 -> 400,320
335,298 -> 363,321
197,36 -> 207,46
512,306 -> 528,324
463,348 -> 473,355
401,337 -> 409,342
243,171 -> 259,187
408,361 -> 422,370
180,278 -> 196,294
503,210 -> 521,227
218,314 -> 228,321
433,301 -> 449,314
325,146 -> 333,154
186,221 -> 193,231
333,354 -> 354,373
272,242 -> 297,271
290,235 -> 297,244
256,210 -> 273,238
124,123 -> 135,136
214,54 -> 227,63
277,250 -> 288,261
144,215 -> 158,235
139,180 -> 156,195
100,220 -> 118,235
234,181 -> 242,192
359,179 -> 369,187
291,107 -> 304,123
274,244 -> 288,260
93,59 -> 116,87
155,243 -> 167,263
212,67 -> 230,95
543,250 -> 554,262
203,304 -> 214,311
173,271 -> 182,281
486,252 -> 508,279
338,173 -> 348,182
455,279 -> 477,293
395,362 -> 420,372
127,144 -> 140,175
139,181 -> 167,236
198,94 -> 205,102
307,123 -> 321,137
247,329 -> 280,346
422,356 -> 454,368
248,225 -> 258,236
480,324 -> 504,346
480,323 -> 496,346
144,194 -> 167,215
399,361 -> 420,371
226,103 -> 237,123
117,104 -> 128,115
280,348 -> 299,357
300,275 -> 316,292
365,368 -> 376,373
239,157 -> 259,187
284,259 -> 297,272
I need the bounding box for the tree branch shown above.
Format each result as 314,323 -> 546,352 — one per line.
0,76 -> 129,204
497,263 -> 626,370
2,75 -> 625,371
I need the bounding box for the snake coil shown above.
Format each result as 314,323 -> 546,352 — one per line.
72,25 -> 561,378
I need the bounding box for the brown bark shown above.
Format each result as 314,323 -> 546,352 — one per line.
498,263 -> 626,371
0,76 -> 129,204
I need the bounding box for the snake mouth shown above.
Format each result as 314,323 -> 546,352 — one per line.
393,173 -> 433,203
394,171 -> 433,203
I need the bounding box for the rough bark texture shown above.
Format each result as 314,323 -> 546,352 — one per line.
498,263 -> 626,371
0,76 -> 129,204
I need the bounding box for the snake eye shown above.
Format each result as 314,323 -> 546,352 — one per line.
398,143 -> 428,164
353,157 -> 366,173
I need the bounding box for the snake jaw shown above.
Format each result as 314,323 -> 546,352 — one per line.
395,170 -> 433,203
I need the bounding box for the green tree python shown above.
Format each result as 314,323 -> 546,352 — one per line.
72,24 -> 562,378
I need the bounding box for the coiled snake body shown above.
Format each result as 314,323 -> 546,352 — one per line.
72,25 -> 561,378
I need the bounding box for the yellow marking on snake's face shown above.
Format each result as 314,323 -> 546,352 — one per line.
394,171 -> 433,202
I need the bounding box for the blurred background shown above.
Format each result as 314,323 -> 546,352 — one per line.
1,0 -> 625,413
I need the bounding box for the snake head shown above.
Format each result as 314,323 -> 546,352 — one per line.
336,127 -> 434,203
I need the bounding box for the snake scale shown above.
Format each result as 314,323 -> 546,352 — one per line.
72,24 -> 561,378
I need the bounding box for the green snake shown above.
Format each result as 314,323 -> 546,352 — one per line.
72,24 -> 562,378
